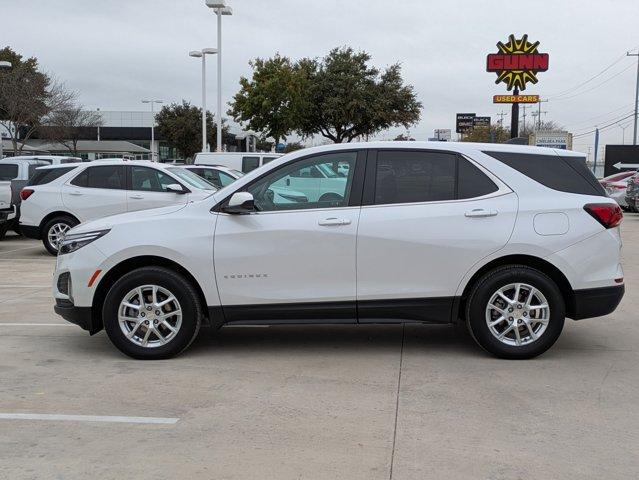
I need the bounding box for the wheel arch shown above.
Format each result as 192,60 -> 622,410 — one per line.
455,254 -> 575,322
39,211 -> 80,231
91,256 -> 210,333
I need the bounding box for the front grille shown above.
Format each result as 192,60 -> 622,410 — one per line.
57,272 -> 70,296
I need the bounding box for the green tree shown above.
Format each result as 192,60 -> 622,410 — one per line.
283,141 -> 305,153
0,46 -> 72,154
460,125 -> 510,143
156,101 -> 230,159
228,54 -> 307,146
297,47 -> 422,143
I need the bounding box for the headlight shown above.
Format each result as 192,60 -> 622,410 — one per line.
58,229 -> 110,255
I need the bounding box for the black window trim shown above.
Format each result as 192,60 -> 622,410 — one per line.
362,148 -> 508,207
212,149 -> 368,213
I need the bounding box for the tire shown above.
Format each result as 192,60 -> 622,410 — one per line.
102,266 -> 202,359
42,216 -> 78,255
318,192 -> 343,207
465,265 -> 565,359
0,224 -> 8,240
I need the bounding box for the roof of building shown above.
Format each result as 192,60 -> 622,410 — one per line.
23,140 -> 150,153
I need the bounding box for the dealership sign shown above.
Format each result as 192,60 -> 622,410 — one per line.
456,113 -> 475,134
493,94 -> 539,104
487,34 -> 549,91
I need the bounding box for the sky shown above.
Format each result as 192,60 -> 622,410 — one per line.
3,0 -> 639,156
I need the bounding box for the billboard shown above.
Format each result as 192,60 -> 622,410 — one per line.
473,116 -> 491,128
486,34 -> 549,91
456,113 -> 475,134
604,145 -> 639,177
433,129 -> 452,141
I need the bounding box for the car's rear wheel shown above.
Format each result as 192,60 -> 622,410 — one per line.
465,265 -> 565,359
42,216 -> 78,255
103,267 -> 202,359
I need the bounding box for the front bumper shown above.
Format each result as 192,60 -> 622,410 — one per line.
54,299 -> 99,334
568,284 -> 625,320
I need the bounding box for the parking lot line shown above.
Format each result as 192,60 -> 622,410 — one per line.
0,285 -> 50,288
0,323 -> 73,327
0,413 -> 179,425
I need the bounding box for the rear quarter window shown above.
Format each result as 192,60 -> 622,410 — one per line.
484,151 -> 605,196
28,167 -> 76,186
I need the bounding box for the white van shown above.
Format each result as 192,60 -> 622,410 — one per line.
194,152 -> 282,173
3,155 -> 87,165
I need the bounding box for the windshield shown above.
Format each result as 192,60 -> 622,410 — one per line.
167,167 -> 216,191
0,164 -> 19,181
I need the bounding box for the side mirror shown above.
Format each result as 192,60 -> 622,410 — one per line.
223,191 -> 255,214
166,183 -> 187,194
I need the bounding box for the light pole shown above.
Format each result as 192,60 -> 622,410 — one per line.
141,99 -> 163,161
205,1 -> 233,152
0,61 -> 12,159
619,121 -> 632,145
189,48 -> 218,152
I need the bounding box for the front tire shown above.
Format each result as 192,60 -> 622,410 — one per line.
102,267 -> 202,359
465,265 -> 565,359
42,216 -> 78,255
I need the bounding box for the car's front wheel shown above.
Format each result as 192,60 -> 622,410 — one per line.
465,265 -> 565,359
42,216 -> 78,255
103,267 -> 202,359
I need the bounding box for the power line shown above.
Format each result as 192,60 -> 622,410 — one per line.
562,103 -> 635,129
549,62 -> 635,102
573,112 -> 635,138
546,45 -> 639,99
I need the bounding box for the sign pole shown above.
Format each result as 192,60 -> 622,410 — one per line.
593,128 -> 600,174
510,88 -> 519,138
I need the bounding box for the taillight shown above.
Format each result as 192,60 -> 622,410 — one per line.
611,184 -> 626,189
584,203 -> 623,229
20,189 -> 34,201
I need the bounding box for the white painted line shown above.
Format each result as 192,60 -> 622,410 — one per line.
0,246 -> 43,255
0,323 -> 73,327
0,285 -> 50,288
0,413 -> 179,425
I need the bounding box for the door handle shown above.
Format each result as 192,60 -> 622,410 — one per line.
69,190 -> 83,196
129,194 -> 144,199
465,208 -> 498,218
318,218 -> 351,226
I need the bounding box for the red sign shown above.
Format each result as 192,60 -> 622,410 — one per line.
486,34 -> 549,91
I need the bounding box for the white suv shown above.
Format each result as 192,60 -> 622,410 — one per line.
20,160 -> 215,254
52,142 -> 624,360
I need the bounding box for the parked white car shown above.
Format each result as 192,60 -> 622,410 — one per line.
20,160 -> 215,254
2,155 -> 86,165
52,142 -> 624,360
182,165 -> 243,189
194,152 -> 282,173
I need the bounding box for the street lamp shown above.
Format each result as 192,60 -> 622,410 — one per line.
141,99 -> 163,161
0,61 -> 12,159
205,0 -> 233,152
189,48 -> 218,152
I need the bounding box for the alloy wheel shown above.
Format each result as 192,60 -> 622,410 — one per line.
485,282 -> 550,347
118,285 -> 183,348
47,223 -> 71,250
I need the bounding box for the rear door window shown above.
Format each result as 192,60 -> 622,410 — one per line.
71,165 -> 125,190
241,156 -> 260,173
0,164 -> 19,181
484,151 -> 605,196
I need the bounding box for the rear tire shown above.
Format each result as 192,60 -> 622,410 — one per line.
0,224 -> 8,240
465,265 -> 565,359
102,266 -> 202,359
42,216 -> 78,255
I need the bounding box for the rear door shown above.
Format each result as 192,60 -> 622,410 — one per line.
61,165 -> 127,221
126,165 -> 189,212
356,149 -> 517,323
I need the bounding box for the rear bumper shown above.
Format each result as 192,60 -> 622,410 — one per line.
568,285 -> 625,320
0,206 -> 16,223
20,224 -> 41,239
54,299 -> 99,334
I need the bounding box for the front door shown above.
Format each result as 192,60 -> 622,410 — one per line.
213,151 -> 363,323
356,149 -> 518,323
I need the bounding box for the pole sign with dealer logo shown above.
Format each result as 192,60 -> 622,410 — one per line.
486,34 -> 549,138
473,116 -> 491,128
456,113 -> 475,134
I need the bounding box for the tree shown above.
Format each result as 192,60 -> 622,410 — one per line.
42,103 -> 103,155
283,141 -> 305,153
229,47 -> 422,145
297,48 -> 422,143
228,54 -> 307,146
0,47 -> 72,154
393,133 -> 415,141
156,101 -> 230,159
460,125 -> 510,143
520,120 -> 563,137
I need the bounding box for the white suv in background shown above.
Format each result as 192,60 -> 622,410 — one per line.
51,142 -> 624,360
20,160 -> 215,254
